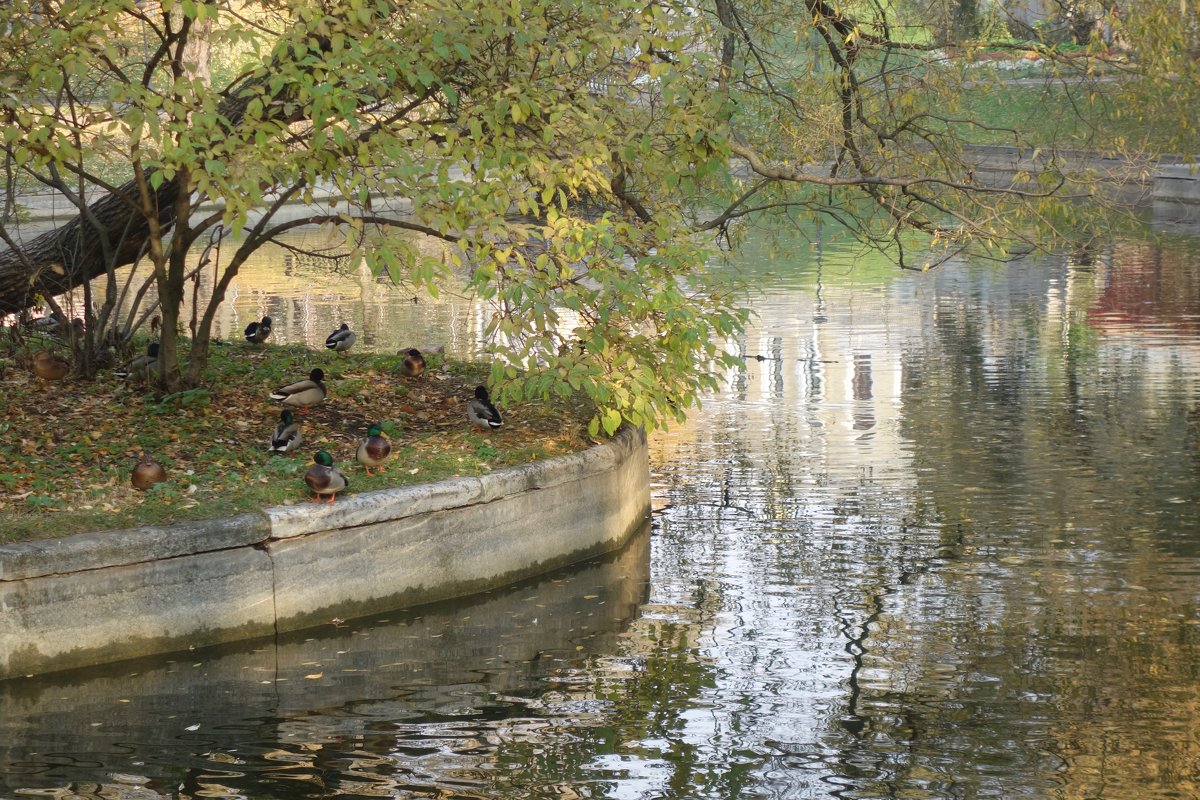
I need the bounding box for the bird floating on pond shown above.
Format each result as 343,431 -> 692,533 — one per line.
131,453 -> 167,490
305,450 -> 348,504
398,348 -> 426,379
268,409 -> 303,454
467,385 -> 503,431
356,422 -> 392,475
325,322 -> 356,354
244,316 -> 272,344
269,368 -> 326,411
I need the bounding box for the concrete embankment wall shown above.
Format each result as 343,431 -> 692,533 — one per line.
0,426 -> 650,679
952,146 -> 1199,232
963,145 -> 1149,202
0,527 -> 651,770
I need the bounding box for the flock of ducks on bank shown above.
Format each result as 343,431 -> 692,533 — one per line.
258,320 -> 503,503
28,318 -> 503,503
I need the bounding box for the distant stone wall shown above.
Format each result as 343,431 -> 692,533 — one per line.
0,427 -> 650,679
1154,164 -> 1200,206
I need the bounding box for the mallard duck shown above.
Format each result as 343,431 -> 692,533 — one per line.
399,347 -> 426,378
325,322 -> 356,353
115,342 -> 159,381
32,351 -> 70,381
304,450 -> 348,503
131,453 -> 167,490
467,385 -> 503,430
269,368 -> 326,411
268,409 -> 303,454
244,315 -> 272,344
356,422 -> 392,475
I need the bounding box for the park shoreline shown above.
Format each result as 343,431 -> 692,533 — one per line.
0,426 -> 651,679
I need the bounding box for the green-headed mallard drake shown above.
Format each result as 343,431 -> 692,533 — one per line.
270,368 -> 326,411
33,351 -> 70,381
268,409 -> 303,454
304,449 -> 348,503
356,422 -> 392,475
115,341 -> 159,381
468,384 -> 503,430
131,453 -> 167,490
244,315 -> 272,344
399,348 -> 426,378
325,322 -> 356,354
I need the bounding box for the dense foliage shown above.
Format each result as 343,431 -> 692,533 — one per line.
0,0 -> 1195,434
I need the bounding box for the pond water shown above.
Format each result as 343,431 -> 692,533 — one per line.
3,229 -> 1199,799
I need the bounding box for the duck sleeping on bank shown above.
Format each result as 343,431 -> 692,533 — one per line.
398,348 -> 426,378
244,316 -> 272,344
268,409 -> 303,454
115,342 -> 159,381
325,323 -> 356,354
270,368 -> 327,411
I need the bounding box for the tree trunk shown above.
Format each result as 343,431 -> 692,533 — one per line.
0,180 -> 181,315
0,60 -> 299,316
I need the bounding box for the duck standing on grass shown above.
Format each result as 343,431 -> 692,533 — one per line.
325,323 -> 356,354
356,423 -> 392,475
268,409 -> 303,454
244,316 -> 273,344
270,368 -> 327,411
32,351 -> 70,381
305,450 -> 348,503
115,342 -> 159,381
398,348 -> 426,378
467,385 -> 503,430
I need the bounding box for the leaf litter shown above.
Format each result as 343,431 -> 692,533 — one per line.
0,343 -> 593,540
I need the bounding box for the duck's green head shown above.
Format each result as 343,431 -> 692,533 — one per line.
367,423 -> 385,437
313,450 -> 334,467
281,409 -> 295,424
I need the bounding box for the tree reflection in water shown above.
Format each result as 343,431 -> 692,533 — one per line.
3,234 -> 1199,799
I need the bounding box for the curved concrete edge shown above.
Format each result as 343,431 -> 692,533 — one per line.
0,513 -> 271,582
269,427 -> 648,632
0,427 -> 650,679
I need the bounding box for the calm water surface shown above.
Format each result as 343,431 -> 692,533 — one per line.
2,232 -> 1199,799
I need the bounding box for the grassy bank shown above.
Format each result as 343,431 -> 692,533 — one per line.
0,337 -> 595,542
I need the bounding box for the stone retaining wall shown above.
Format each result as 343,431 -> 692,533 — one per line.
0,427 -> 650,679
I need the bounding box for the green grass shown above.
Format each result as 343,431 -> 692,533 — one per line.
0,337 -> 595,542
